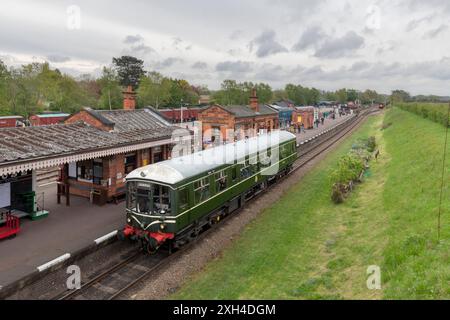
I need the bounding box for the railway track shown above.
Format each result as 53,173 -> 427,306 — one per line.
53,109 -> 375,300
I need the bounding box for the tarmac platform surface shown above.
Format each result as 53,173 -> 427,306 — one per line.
0,186 -> 124,289
0,112 -> 353,290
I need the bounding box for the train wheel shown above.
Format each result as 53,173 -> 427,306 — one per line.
145,237 -> 159,254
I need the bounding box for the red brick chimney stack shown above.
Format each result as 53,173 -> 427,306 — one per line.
249,88 -> 259,112
123,85 -> 136,110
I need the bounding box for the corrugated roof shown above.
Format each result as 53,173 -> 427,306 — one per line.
0,122 -> 177,165
84,108 -> 172,132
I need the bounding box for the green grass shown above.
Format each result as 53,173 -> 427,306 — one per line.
171,108 -> 449,300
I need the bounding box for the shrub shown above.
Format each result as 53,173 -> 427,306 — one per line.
367,136 -> 377,152
330,137 -> 376,204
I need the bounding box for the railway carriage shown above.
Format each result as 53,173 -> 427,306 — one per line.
119,131 -> 297,253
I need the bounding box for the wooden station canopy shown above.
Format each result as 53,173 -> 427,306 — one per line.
0,120 -> 178,177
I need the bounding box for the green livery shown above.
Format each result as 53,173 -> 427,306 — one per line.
122,131 -> 297,251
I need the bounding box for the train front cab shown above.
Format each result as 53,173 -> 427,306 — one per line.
120,180 -> 176,253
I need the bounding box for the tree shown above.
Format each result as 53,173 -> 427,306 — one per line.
361,89 -> 379,104
137,71 -> 171,108
98,67 -> 122,110
112,56 -> 145,89
391,90 -> 411,103
0,59 -> 9,113
347,89 -> 359,102
336,88 -> 348,104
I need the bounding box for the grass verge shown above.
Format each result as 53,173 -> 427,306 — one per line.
171,108 -> 449,300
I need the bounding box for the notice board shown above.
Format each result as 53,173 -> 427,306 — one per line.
0,182 -> 11,208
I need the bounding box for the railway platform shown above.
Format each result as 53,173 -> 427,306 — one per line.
0,113 -> 354,291
0,184 -> 124,289
294,113 -> 354,144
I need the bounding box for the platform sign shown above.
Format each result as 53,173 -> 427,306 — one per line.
0,182 -> 11,208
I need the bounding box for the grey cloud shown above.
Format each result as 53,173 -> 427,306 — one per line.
192,61 -> 208,70
250,30 -> 288,58
123,34 -> 144,44
229,30 -> 244,40
216,61 -> 253,73
314,31 -> 365,59
423,24 -> 448,39
130,43 -> 155,54
155,57 -> 184,69
254,63 -> 285,82
46,54 -> 71,63
292,26 -> 326,51
406,16 -> 433,32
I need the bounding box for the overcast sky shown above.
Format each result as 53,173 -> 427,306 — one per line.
1,0 -> 449,95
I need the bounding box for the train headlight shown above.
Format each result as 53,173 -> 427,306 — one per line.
160,224 -> 165,230
127,218 -> 131,224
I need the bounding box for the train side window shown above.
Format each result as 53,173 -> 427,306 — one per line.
231,166 -> 238,182
178,188 -> 189,211
215,170 -> 227,192
194,177 -> 210,204
240,164 -> 251,179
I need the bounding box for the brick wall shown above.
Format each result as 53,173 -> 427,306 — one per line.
65,110 -> 113,131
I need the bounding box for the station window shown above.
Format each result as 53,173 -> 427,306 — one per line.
215,170 -> 227,193
77,160 -> 93,182
194,177 -> 210,204
124,153 -> 137,174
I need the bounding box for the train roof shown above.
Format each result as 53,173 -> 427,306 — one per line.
126,130 -> 296,185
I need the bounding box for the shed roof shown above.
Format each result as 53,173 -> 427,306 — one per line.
219,104 -> 277,118
0,116 -> 23,120
126,130 -> 296,185
82,107 -> 172,132
34,113 -> 70,118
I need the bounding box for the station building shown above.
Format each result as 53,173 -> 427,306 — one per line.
0,90 -> 189,217
198,89 -> 279,145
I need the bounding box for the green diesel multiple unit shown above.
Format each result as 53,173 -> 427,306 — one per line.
119,131 -> 297,253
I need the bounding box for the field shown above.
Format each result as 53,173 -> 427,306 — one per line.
171,108 -> 449,300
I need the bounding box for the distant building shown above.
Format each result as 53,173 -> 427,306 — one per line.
198,95 -> 211,105
0,116 -> 24,128
29,113 -> 70,126
198,89 -> 278,146
159,106 -> 204,123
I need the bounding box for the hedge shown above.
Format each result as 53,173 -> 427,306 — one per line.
397,103 -> 450,127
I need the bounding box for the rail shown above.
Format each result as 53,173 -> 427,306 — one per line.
48,108 -> 376,300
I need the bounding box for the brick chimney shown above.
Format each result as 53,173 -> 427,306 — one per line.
249,88 -> 259,112
123,85 -> 136,110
